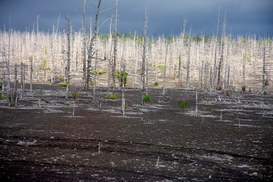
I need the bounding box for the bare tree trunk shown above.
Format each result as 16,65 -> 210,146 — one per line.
111,0 -> 119,88
186,41 -> 191,88
213,40 -> 218,87
20,62 -> 25,98
86,0 -> 103,90
178,54 -> 182,87
142,9 -> 148,93
217,13 -> 226,90
7,31 -> 11,88
209,66 -> 213,88
93,52 -> 98,102
29,57 -> 33,94
227,65 -> 230,89
242,52 -> 246,87
121,65 -> 126,117
217,38 -> 224,89
262,45 -> 266,91
65,16 -> 71,99
1,60 -> 6,92
213,7 -> 221,87
107,18 -> 113,92
14,64 -> 18,91
200,59 -> 204,89
204,63 -> 208,89
162,43 -> 168,96
82,0 -> 87,89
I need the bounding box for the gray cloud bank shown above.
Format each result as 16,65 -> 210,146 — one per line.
0,0 -> 272,37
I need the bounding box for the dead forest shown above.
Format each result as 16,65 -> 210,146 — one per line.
0,0 -> 273,101
1,30 -> 273,92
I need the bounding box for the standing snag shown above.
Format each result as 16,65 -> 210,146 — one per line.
86,0 -> 103,90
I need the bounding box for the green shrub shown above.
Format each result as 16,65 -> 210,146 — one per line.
116,70 -> 128,87
5,88 -> 20,107
103,93 -> 120,100
71,90 -> 79,100
178,95 -> 189,110
178,100 -> 189,110
143,93 -> 152,104
58,82 -> 69,87
0,92 -> 4,100
157,64 -> 167,70
154,82 -> 159,87
41,60 -> 48,71
91,70 -> 107,75
0,82 -> 3,99
54,75 -> 64,83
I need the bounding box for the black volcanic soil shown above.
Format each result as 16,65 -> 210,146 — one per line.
0,85 -> 273,181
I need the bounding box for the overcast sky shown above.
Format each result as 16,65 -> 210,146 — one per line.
0,0 -> 272,37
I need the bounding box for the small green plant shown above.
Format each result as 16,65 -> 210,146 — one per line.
4,88 -> 21,107
70,85 -> 81,100
243,52 -> 251,63
157,64 -> 167,70
71,90 -> 79,100
178,95 -> 189,110
103,93 -> 120,100
54,75 -> 65,83
143,93 -> 152,104
116,70 -> 128,87
154,82 -> 159,87
0,83 -> 3,100
0,92 -> 3,100
58,82 -> 69,87
41,60 -> 48,71
91,70 -> 107,75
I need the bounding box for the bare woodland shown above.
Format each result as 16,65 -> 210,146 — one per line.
0,24 -> 272,94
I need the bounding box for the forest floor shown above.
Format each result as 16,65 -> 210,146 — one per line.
0,84 -> 273,181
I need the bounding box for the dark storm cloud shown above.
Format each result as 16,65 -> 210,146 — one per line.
0,0 -> 272,36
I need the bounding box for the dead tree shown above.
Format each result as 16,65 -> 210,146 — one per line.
121,64 -> 126,116
111,0 -> 119,88
65,16 -> 71,99
107,17 -> 113,91
178,54 -> 182,86
92,52 -> 98,102
200,59 -> 204,88
7,31 -> 11,88
227,65 -> 230,89
213,7 -> 221,87
262,45 -> 266,91
116,38 -> 128,115
162,43 -> 168,96
82,0 -> 87,89
14,64 -> 18,91
213,39 -> 218,87
20,62 -> 25,97
142,9 -> 148,93
242,51 -> 246,87
217,14 -> 227,90
86,0 -> 103,90
29,56 -> 33,93
186,41 -> 191,88
217,39 -> 224,89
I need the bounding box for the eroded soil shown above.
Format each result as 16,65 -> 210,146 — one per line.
0,85 -> 273,181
